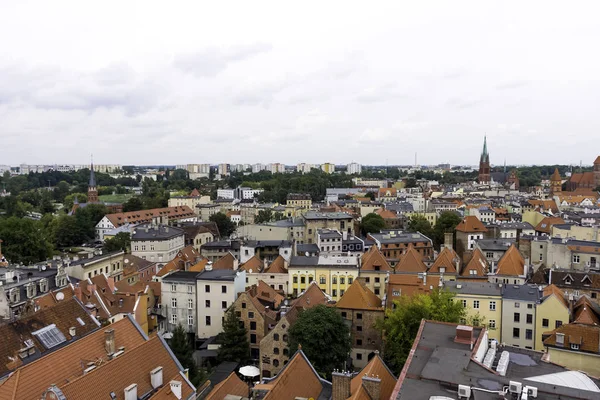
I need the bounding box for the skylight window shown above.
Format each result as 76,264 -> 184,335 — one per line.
76,317 -> 85,326
32,324 -> 67,349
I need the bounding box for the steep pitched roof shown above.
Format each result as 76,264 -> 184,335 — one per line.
428,247 -> 459,274
190,188 -> 201,197
205,371 -> 249,400
239,254 -> 262,273
257,350 -> 329,400
348,354 -> 397,400
495,244 -> 525,276
212,252 -> 237,270
360,245 -> 393,272
535,216 -> 565,234
455,216 -> 487,233
551,168 -> 562,181
386,274 -> 433,304
264,255 -> 288,274
0,317 -> 146,399
542,284 -> 569,309
156,245 -> 202,277
460,248 -> 488,277
336,280 -> 382,311
573,297 -> 600,326
394,244 -> 427,273
188,258 -> 209,272
0,298 -> 100,378
253,280 -> 285,309
291,281 -> 330,314
376,208 -> 397,219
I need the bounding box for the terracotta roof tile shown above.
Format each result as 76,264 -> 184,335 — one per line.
239,255 -> 262,272
542,284 -> 569,309
528,199 -> 559,214
264,255 -> 288,274
428,247 -> 459,274
205,371 -> 249,400
376,208 -> 398,219
35,285 -> 76,309
188,258 -> 209,272
573,296 -> 600,326
394,244 -> 427,273
336,280 -> 382,311
455,216 -> 487,233
106,206 -> 195,228
348,354 -> 396,400
212,252 -> 237,270
190,188 -> 200,197
460,248 -> 488,277
0,317 -> 146,400
568,172 -> 595,186
386,274 -> 433,305
291,282 -> 330,312
360,246 -> 393,272
535,216 -> 565,234
551,168 -> 562,181
495,244 -> 525,276
543,323 -> 600,353
156,245 -> 202,277
0,298 -> 100,378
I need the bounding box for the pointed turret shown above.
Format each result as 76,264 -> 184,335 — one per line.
478,136 -> 491,184
87,158 -> 99,203
550,168 -> 562,195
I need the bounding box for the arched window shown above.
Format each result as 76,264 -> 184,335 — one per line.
274,333 -> 279,341
274,347 -> 279,355
273,359 -> 279,367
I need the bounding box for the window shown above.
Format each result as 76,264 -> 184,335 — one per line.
341,311 -> 347,318
283,334 -> 288,342
526,314 -> 533,324
250,334 -> 257,344
357,326 -> 362,332
486,252 -> 494,258
357,339 -> 362,346
340,289 -> 345,296
539,253 -> 543,261
473,300 -> 480,309
332,289 -> 337,297
365,277 -> 370,283
555,320 -> 563,328
301,277 -> 306,284
461,300 -> 467,308
248,311 -> 254,319
527,304 -> 533,309
273,359 -> 279,367
188,315 -> 194,326
357,313 -> 363,320
188,285 -> 194,293
514,302 -> 520,308
375,277 -> 380,283
242,302 -> 246,309
356,353 -> 362,360
205,285 -> 210,293
32,324 -> 67,349
489,320 -> 496,329
374,288 -> 380,295
171,314 -> 177,324
274,333 -> 279,341
273,347 -> 279,354
319,276 -> 326,284
283,348 -> 289,356
514,313 -> 520,323
489,301 -> 496,311
188,299 -> 193,309
348,277 -> 353,284
171,298 -> 177,308
171,284 -> 177,292
513,328 -> 520,338
573,255 -> 580,263
250,321 -> 257,331
571,343 -> 580,350
525,329 -> 533,340
340,277 -> 345,284
332,277 -> 337,284
205,316 -> 211,326
308,276 -> 313,283
542,318 -> 549,328
222,301 -> 227,309
473,319 -> 480,327
293,276 -> 298,284
221,285 -> 227,293
205,300 -> 210,308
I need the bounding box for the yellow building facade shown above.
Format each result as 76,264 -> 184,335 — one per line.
535,286 -> 570,351
289,256 -> 359,301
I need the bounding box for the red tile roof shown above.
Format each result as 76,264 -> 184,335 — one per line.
239,255 -> 263,272
495,244 -> 525,276
212,252 -> 237,270
394,244 -> 427,273
429,247 -> 459,274
336,280 -> 382,311
348,353 -> 396,400
535,216 -> 565,234
360,246 -> 393,272
542,284 -> 569,309
205,371 -> 249,400
460,248 -> 488,278
455,216 -> 487,233
264,255 -> 288,274
106,206 -> 195,228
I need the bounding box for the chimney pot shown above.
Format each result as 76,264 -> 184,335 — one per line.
105,328 -> 116,355
332,371 -> 353,400
69,327 -> 76,337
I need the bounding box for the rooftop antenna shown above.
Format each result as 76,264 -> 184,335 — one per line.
415,152 -> 417,167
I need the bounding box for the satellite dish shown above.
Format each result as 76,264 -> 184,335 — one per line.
305,252 -> 309,257
41,265 -> 47,271
56,292 -> 65,301
124,259 -> 129,264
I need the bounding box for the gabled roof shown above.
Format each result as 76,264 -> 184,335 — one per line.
535,217 -> 565,234
239,254 -> 262,273
394,244 -> 427,273
0,317 -> 146,399
264,255 -> 288,274
543,323 -> 600,354
573,296 -> 600,326
428,247 -> 459,274
386,274 -> 433,303
0,298 -> 100,378
460,248 -> 488,277
252,280 -> 285,309
551,168 -> 562,182
348,353 -> 397,400
212,252 -> 237,270
360,245 -> 393,272
290,281 -> 330,315
542,284 -> 569,309
156,245 -> 203,277
376,208 -> 397,219
105,206 -> 195,228
205,371 -> 249,400
190,188 -> 201,197
256,350 -> 330,400
336,280 -> 382,311
455,216 -> 487,233
495,244 -> 525,276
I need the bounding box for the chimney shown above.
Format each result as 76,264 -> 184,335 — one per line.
263,258 -> 268,271
342,231 -> 348,241
69,327 -> 76,337
332,371 -> 353,400
454,325 -> 475,349
74,285 -> 83,302
124,384 -> 137,400
444,232 -> 453,250
422,272 -> 427,286
150,366 -> 163,389
105,329 -> 116,355
107,276 -> 116,293
362,375 -> 381,400
170,381 -> 182,400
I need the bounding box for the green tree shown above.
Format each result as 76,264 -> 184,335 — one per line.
122,196 -> 144,212
209,212 -> 235,238
54,215 -> 82,248
360,213 -> 386,236
254,209 -> 273,223
103,232 -> 131,252
63,193 -> 87,210
288,305 -> 351,379
378,289 -> 465,373
407,215 -> 434,238
432,211 -> 462,249
365,191 -> 376,201
273,211 -> 286,221
74,203 -> 108,241
0,217 -> 54,264
217,308 -> 250,364
169,325 -> 201,387
405,178 -> 417,188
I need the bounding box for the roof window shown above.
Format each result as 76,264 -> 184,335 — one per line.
32,324 -> 67,349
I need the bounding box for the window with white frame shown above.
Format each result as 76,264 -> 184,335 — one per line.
171,314 -> 177,324
188,315 -> 194,327
188,299 -> 193,309
171,298 -> 177,308
188,285 -> 194,293
171,284 -> 177,292
489,320 -> 496,329
573,255 -> 580,263
489,301 -> 496,311
461,300 -> 467,308
473,300 -> 480,309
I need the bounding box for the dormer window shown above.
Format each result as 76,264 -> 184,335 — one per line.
9,288 -> 19,302
26,283 -> 37,299
39,279 -> 48,293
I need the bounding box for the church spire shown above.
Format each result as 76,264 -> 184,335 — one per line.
480,135 -> 489,162
87,155 -> 99,203
89,155 -> 96,187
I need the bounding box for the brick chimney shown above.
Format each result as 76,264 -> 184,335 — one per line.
332,371 -> 353,400
444,232 -> 453,250
107,276 -> 116,293
454,325 -> 475,349
74,285 -> 83,302
362,375 -> 381,399
105,328 -> 116,355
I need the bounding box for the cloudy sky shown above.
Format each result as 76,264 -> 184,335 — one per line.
2,0 -> 599,166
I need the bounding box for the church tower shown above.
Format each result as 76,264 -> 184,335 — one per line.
478,136 -> 490,184
550,168 -> 562,195
87,160 -> 99,203
594,156 -> 600,189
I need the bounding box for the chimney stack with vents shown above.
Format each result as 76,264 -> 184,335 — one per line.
332,371 -> 353,400
150,366 -> 163,389
104,328 -> 116,355
362,375 -> 381,400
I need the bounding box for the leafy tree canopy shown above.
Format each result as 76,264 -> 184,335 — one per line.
169,324 -> 201,387
432,211 -> 462,249
407,215 -> 433,238
103,232 -> 131,253
360,213 -> 386,236
209,212 -> 236,238
254,209 -> 273,224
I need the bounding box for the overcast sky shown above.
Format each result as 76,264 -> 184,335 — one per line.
2,1 -> 600,166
